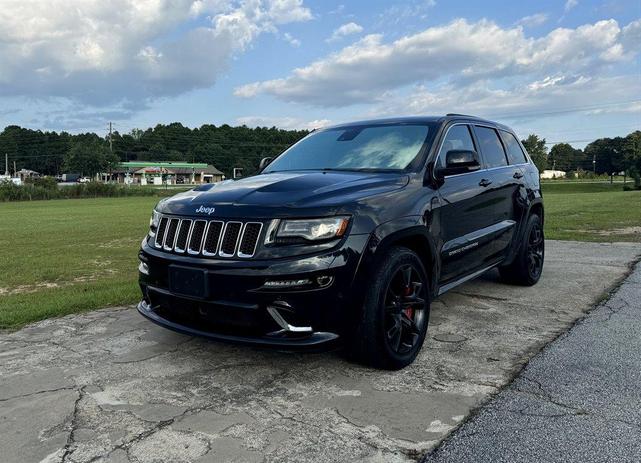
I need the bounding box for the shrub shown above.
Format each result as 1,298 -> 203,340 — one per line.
26,176 -> 59,189
0,181 -> 169,202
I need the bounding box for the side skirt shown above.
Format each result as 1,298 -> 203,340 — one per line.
436,263 -> 499,296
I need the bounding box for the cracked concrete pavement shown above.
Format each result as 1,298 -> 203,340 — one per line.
424,257 -> 641,463
1,240 -> 640,463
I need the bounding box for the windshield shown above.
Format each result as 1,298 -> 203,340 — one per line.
264,124 -> 431,173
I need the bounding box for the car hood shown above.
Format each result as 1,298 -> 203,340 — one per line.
157,171 -> 409,216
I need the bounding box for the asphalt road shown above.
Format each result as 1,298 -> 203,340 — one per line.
424,260 -> 641,463
1,241 -> 640,463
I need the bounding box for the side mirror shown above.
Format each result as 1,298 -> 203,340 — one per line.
259,157 -> 273,172
437,150 -> 480,177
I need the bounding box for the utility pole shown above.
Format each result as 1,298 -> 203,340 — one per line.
108,122 -> 113,153
4,153 -> 8,176
592,153 -> 596,175
13,160 -> 17,178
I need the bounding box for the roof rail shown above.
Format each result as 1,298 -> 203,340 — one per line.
445,113 -> 483,118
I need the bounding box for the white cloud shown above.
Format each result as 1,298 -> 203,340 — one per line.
235,19 -> 641,107
283,33 -> 301,47
0,0 -> 312,106
326,22 -> 364,43
236,116 -> 330,130
377,0 -> 437,26
367,75 -> 641,122
564,0 -> 578,12
516,13 -> 548,28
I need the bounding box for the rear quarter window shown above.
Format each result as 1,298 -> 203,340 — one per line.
500,130 -> 528,165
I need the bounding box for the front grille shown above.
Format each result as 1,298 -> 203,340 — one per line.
152,215 -> 263,259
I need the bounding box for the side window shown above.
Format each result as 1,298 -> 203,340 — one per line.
500,130 -> 528,165
436,125 -> 476,169
475,126 -> 508,168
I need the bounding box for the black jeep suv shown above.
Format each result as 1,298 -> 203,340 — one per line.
137,115 -> 544,369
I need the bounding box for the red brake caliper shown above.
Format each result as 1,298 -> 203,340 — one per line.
403,285 -> 414,319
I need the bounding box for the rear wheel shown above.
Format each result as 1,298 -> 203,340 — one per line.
350,246 -> 430,370
499,214 -> 544,286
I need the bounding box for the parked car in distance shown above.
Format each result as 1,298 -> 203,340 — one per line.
77,177 -> 91,183
137,115 -> 544,369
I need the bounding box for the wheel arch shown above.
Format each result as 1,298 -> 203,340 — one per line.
528,200 -> 544,226
354,219 -> 439,301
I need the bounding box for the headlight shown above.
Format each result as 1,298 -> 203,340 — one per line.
148,210 -> 160,237
267,216 -> 350,243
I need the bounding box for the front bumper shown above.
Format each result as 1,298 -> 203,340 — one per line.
137,234 -> 369,349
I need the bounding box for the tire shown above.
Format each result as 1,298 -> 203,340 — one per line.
499,214 -> 544,286
349,246 -> 430,370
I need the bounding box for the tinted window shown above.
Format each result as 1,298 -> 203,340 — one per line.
500,130 -> 528,164
475,126 -> 508,168
436,125 -> 475,169
264,124 -> 430,172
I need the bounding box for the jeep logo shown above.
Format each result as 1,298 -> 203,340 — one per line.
195,205 -> 215,215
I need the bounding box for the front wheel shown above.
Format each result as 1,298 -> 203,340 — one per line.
499,214 -> 544,286
349,246 -> 430,370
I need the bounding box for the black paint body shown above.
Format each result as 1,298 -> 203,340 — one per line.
137,115 -> 543,348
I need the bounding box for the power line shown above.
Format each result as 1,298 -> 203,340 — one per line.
487,99 -> 641,120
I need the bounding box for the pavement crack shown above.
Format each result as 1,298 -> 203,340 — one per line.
61,385 -> 86,463
0,385 -> 76,403
450,291 -> 510,302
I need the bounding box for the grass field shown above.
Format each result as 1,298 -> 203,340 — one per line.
542,182 -> 641,242
1,183 -> 639,329
0,197 -> 158,329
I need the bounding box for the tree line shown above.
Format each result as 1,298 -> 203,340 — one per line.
522,130 -> 641,183
0,123 -> 308,178
1,123 -> 639,184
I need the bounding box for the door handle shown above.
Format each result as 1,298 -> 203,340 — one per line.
513,171 -> 524,179
479,179 -> 492,187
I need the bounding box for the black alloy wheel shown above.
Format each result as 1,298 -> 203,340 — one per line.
527,221 -> 544,280
384,265 -> 428,354
350,246 -> 430,370
499,213 -> 545,286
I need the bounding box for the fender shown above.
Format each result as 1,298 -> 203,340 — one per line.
503,195 -> 544,266
351,216 -> 440,301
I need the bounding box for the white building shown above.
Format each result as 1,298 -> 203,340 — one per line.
540,169 -> 567,179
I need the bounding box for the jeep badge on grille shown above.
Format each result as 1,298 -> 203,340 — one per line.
195,205 -> 215,215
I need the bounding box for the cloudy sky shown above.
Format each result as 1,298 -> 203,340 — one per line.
0,0 -> 639,146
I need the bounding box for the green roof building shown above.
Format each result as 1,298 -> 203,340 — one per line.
111,161 -> 224,185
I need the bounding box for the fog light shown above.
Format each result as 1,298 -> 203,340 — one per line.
263,279 -> 312,289
138,261 -> 149,275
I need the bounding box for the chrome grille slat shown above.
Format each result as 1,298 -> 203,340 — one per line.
154,217 -> 169,248
187,220 -> 207,254
152,215 -> 261,258
202,221 -> 223,256
219,221 -> 242,257
238,223 -> 263,258
174,220 -> 192,253
163,218 -> 180,251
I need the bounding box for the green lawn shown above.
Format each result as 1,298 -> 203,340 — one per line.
543,184 -> 641,242
0,183 -> 639,329
0,197 -> 158,329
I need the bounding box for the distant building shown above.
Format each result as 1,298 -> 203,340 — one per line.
17,169 -> 40,182
108,161 -> 224,185
540,169 -> 567,179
